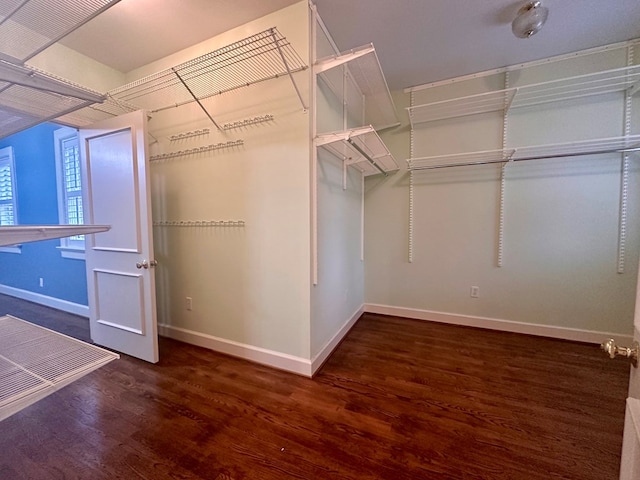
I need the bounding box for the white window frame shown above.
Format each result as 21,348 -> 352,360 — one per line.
54,127 -> 85,260
0,145 -> 20,254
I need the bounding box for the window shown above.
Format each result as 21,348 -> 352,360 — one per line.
54,127 -> 85,259
0,146 -> 16,226
0,146 -> 19,253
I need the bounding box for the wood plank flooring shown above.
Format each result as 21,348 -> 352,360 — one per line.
0,294 -> 630,479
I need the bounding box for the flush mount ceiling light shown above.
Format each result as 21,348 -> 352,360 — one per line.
512,1 -> 549,38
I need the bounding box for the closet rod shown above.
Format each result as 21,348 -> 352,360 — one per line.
410,145 -> 640,171
172,67 -> 221,130
347,138 -> 388,176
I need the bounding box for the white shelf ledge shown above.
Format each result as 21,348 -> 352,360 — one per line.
316,44 -> 399,130
316,126 -> 398,176
0,225 -> 110,247
408,135 -> 640,171
407,65 -> 640,127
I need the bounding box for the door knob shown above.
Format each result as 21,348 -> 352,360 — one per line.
601,338 -> 639,367
136,259 -> 158,269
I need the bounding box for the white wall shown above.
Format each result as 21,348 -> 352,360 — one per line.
133,2 -> 313,363
312,149 -> 364,359
29,43 -> 125,92
23,1 -> 365,374
366,43 -> 640,340
310,8 -> 365,365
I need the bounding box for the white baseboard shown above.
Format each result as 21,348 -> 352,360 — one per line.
157,323 -> 314,377
364,303 -> 634,345
311,304 -> 364,375
0,284 -> 89,317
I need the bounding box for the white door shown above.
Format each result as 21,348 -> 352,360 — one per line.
79,110 -> 159,363
617,268 -> 640,478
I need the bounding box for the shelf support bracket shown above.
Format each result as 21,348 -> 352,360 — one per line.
314,44 -> 375,74
409,169 -> 414,263
618,45 -> 635,274
343,162 -> 348,190
347,138 -> 387,176
618,154 -> 630,274
627,79 -> 640,97
270,29 -> 308,112
504,88 -> 518,114
498,163 -> 507,267
172,68 -> 221,130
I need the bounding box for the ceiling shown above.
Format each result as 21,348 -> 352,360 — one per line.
314,0 -> 640,90
58,0 -> 640,92
59,0 -> 301,74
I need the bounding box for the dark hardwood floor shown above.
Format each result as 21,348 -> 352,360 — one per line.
0,294 -> 630,479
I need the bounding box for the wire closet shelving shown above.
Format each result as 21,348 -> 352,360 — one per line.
0,225 -> 110,247
408,135 -> 640,171
0,315 -> 118,421
315,43 -> 399,131
407,64 -> 640,126
0,0 -> 121,65
406,64 -> 640,169
316,126 -> 398,177
313,44 -> 400,179
61,28 -> 308,129
0,62 -> 105,138
0,0 -> 122,139
406,52 -> 640,272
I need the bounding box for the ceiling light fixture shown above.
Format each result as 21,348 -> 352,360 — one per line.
512,1 -> 549,38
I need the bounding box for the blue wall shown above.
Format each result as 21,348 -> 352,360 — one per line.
0,123 -> 88,306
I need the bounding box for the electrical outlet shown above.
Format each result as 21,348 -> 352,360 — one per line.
39,277 -> 44,288
470,286 -> 479,298
186,296 -> 193,311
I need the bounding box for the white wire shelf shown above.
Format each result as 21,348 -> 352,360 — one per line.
59,28 -> 307,129
407,135 -> 640,171
0,0 -> 121,64
0,60 -> 107,138
0,225 -> 110,247
112,28 -> 306,122
316,126 -> 399,176
0,1 -> 122,138
407,65 -> 640,127
316,44 -> 399,131
0,315 -> 118,421
54,96 -> 139,128
408,89 -> 516,125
